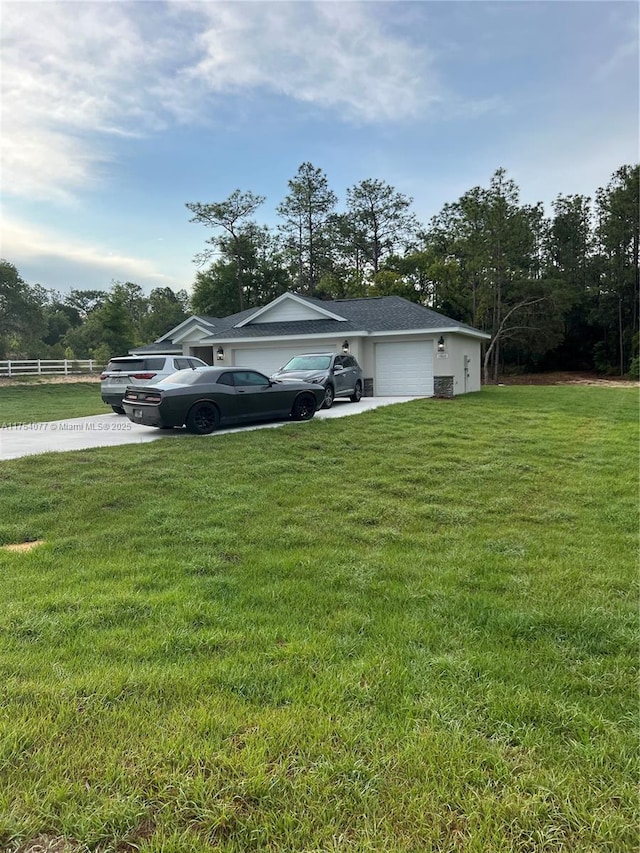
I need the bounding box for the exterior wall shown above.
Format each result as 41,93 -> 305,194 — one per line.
360,333 -> 482,396
186,339 -> 343,368
185,333 -> 484,395
434,336 -> 482,395
231,339 -> 340,367
247,301 -> 336,323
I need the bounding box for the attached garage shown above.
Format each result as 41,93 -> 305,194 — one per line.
154,292 -> 489,397
233,345 -> 335,376
374,341 -> 434,396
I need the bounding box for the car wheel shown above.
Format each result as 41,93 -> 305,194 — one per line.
322,384 -> 334,409
186,402 -> 219,435
291,392 -> 316,421
350,381 -> 363,402
111,405 -> 126,415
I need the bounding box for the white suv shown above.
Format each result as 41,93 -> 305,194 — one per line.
100,354 -> 208,413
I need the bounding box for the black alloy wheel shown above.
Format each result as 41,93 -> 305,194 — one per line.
111,405 -> 126,415
292,393 -> 316,421
322,384 -> 334,409
350,381 -> 362,402
186,402 -> 220,435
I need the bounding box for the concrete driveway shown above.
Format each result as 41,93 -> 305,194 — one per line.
0,397 -> 421,461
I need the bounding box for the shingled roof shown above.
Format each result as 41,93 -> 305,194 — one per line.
155,293 -> 487,345
319,296 -> 481,334
205,295 -> 483,338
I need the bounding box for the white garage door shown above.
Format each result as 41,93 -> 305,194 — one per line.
234,346 -> 333,377
375,341 -> 434,396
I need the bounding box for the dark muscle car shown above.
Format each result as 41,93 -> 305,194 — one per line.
121,366 -> 325,434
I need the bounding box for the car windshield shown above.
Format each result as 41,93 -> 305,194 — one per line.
156,369 -> 213,386
281,355 -> 331,372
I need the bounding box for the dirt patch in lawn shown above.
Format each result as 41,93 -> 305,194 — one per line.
495,371 -> 638,388
12,836 -> 86,853
0,375 -> 101,387
2,540 -> 45,552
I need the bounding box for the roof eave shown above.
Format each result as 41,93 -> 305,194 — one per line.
369,327 -> 491,340
197,330 -> 370,345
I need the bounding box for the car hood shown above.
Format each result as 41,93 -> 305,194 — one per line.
273,370 -> 327,382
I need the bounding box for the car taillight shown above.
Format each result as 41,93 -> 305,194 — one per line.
99,374 -> 107,380
131,372 -> 157,379
125,390 -> 161,403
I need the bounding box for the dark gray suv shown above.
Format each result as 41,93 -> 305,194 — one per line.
271,353 -> 364,408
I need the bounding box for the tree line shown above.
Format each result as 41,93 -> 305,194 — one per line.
0,274 -> 190,367
188,162 -> 639,380
1,162 -> 637,377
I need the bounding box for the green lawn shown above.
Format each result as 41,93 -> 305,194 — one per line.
0,386 -> 637,852
0,381 -> 107,424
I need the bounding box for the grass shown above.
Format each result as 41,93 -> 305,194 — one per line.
0,381 -> 106,424
0,385 -> 637,852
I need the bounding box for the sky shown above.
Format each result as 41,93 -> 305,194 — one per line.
1,0 -> 638,297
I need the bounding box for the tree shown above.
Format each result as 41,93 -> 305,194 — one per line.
594,165 -> 639,375
186,190 -> 266,312
277,162 -> 337,296
375,249 -> 458,313
191,225 -> 289,316
369,268 -> 421,301
345,179 -> 418,275
141,287 -> 190,341
64,285 -> 136,359
422,169 -> 566,381
110,281 -> 147,341
64,289 -> 107,319
191,263 -> 242,318
541,194 -> 600,370
0,260 -> 46,357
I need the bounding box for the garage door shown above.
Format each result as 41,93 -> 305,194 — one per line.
234,346 -> 333,377
374,341 -> 434,396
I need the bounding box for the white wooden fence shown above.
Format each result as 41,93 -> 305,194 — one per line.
0,359 -> 98,377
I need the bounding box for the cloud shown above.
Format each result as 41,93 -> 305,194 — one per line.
1,2 -> 153,201
2,216 -> 173,285
189,2 -> 436,122
593,8 -> 639,83
0,1 -> 437,203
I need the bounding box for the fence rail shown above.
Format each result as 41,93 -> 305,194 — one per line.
0,359 -> 98,378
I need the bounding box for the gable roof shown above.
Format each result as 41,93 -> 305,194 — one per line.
235,292 -> 348,326
158,293 -> 490,344
157,314 -> 220,342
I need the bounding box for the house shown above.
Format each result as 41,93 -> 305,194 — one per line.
134,292 -> 490,397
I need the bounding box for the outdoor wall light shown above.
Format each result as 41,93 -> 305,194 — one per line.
216,347 -> 225,361
342,340 -> 350,353
437,336 -> 446,353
